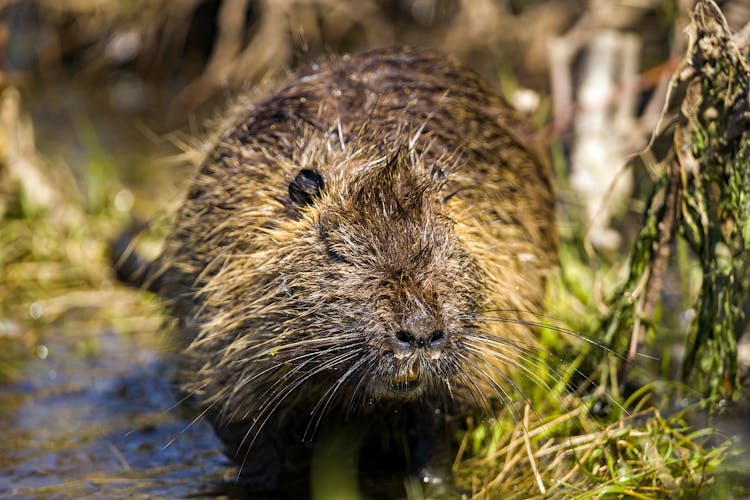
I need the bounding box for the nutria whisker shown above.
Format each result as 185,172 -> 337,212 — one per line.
465,323 -> 628,414
164,396 -> 222,449
304,353 -> 376,441
233,350 -> 365,471
250,350 -> 364,419
465,313 -> 619,358
464,333 -> 564,380
462,347 -> 533,405
215,347 -> 357,424
461,341 -> 555,396
452,352 -> 504,417
344,355 -> 382,418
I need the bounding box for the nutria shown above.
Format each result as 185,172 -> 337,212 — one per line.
113,46 -> 556,493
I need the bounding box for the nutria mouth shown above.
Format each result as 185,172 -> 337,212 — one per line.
383,364 -> 424,396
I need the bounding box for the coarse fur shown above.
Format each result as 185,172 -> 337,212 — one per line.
116,47 -> 557,490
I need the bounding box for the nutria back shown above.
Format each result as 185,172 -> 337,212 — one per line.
138,46 -> 555,488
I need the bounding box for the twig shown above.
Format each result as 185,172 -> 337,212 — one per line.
523,404 -> 546,495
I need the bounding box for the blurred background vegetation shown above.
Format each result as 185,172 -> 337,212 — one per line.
1,0 -> 749,497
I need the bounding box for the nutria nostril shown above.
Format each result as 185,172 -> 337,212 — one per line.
395,329 -> 413,348
429,330 -> 445,348
394,329 -> 445,349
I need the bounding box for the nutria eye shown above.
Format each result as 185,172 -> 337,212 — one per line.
289,169 -> 324,207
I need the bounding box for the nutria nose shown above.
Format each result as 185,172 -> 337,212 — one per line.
394,328 -> 445,350
394,309 -> 445,350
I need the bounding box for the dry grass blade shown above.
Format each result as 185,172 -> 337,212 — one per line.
456,397 -> 735,499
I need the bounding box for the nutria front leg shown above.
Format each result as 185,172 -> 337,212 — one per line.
410,408 -> 470,498
211,420 -> 284,491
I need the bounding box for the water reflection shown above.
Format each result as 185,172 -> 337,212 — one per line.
0,328 -> 232,498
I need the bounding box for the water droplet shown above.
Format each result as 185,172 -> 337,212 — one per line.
105,31 -> 142,63
36,345 -> 48,360
114,189 -> 134,213
29,302 -> 43,319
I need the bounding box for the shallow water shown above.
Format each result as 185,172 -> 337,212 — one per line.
0,326 -> 237,499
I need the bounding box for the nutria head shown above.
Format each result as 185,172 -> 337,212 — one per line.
308,150 -> 484,401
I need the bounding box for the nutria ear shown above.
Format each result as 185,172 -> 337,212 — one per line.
289,169 -> 324,207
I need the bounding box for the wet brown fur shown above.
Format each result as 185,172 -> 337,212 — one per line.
139,47 -> 556,481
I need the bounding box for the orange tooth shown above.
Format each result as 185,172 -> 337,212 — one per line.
393,364 -> 420,383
